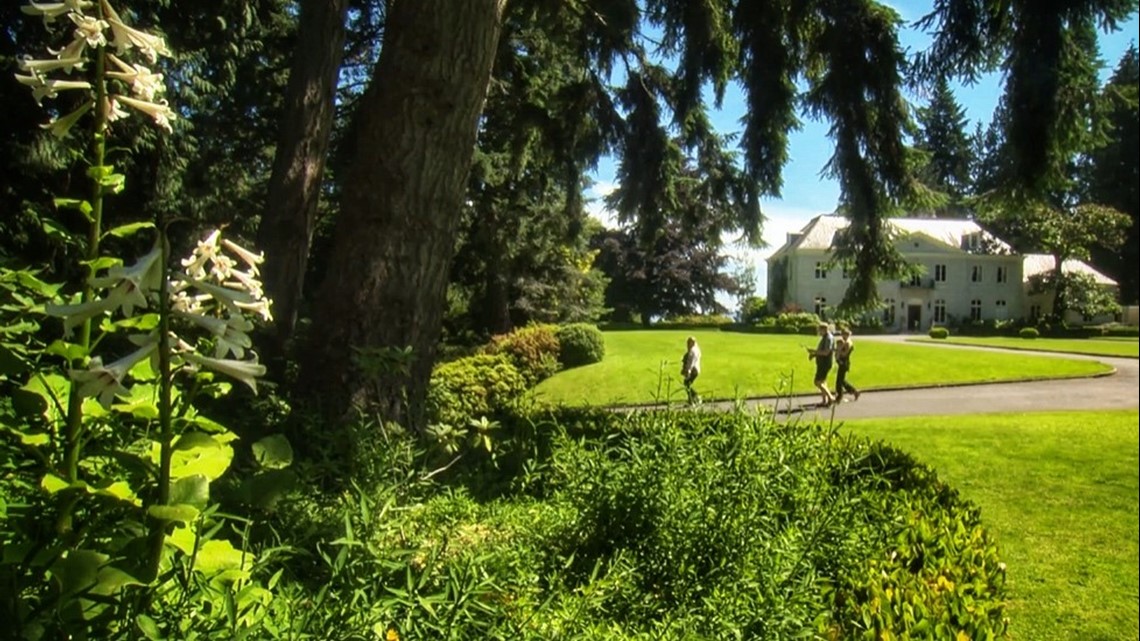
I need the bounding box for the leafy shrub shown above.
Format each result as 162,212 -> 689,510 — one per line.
660,313 -> 734,326
1019,326 -> 1040,339
739,296 -> 769,324
929,326 -> 950,339
775,311 -> 820,332
1099,323 -> 1139,337
555,323 -> 606,368
483,324 -> 562,385
426,353 -> 528,428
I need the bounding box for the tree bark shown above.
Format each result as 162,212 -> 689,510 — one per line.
299,0 -> 506,431
257,0 -> 350,349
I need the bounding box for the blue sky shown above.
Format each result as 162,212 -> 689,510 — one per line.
585,5 -> 1138,302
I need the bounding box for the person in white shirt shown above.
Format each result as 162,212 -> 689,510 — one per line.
681,336 -> 702,405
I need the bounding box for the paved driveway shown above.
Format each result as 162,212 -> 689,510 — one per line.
733,335 -> 1139,419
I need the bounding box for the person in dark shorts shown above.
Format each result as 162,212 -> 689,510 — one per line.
681,336 -> 702,405
806,322 -> 835,406
834,326 -> 860,402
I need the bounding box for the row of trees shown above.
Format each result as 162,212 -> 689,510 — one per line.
3,0 -> 1136,438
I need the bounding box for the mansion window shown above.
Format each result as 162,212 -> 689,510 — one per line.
933,299 -> 947,324
883,298 -> 896,325
970,299 -> 982,322
908,272 -> 923,287
995,299 -> 1008,319
1030,304 -> 1042,320
815,262 -> 828,279
996,266 -> 1007,283
934,264 -> 947,282
971,265 -> 983,283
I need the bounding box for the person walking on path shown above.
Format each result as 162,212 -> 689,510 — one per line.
834,326 -> 860,403
681,336 -> 702,405
807,322 -> 836,406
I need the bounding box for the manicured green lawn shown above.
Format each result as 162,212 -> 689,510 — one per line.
842,410 -> 1140,641
910,336 -> 1139,358
531,330 -> 1113,406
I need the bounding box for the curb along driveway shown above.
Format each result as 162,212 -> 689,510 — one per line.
732,335 -> 1140,420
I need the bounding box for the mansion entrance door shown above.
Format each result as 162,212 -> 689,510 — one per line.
907,304 -> 922,331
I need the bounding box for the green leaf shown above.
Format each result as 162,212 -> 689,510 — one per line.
162,432 -> 234,481
50,549 -> 107,598
169,475 -> 210,508
166,526 -> 197,556
112,383 -> 160,420
251,435 -> 293,470
15,373 -> 70,425
147,503 -> 200,523
94,480 -> 140,506
194,539 -> 252,576
42,473 -> 72,494
238,469 -> 297,509
136,614 -> 163,640
46,339 -> 89,362
103,222 -> 155,240
53,197 -> 94,222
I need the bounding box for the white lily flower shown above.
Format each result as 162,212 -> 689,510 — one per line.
104,96 -> 128,123
180,229 -> 221,278
16,74 -> 92,105
235,299 -> 273,323
69,341 -> 156,409
182,353 -> 266,394
174,310 -> 226,336
42,100 -> 94,138
223,268 -> 264,299
18,55 -> 87,74
89,242 -> 163,315
101,0 -> 171,63
69,357 -> 127,409
209,253 -> 237,281
222,238 -> 264,274
21,0 -> 92,22
170,290 -> 205,315
187,279 -> 255,310
114,94 -> 174,133
45,295 -> 118,334
216,315 -> 254,359
105,53 -> 164,101
49,37 -> 87,61
69,12 -> 108,48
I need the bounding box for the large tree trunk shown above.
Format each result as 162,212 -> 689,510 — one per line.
298,0 -> 506,431
257,0 -> 350,349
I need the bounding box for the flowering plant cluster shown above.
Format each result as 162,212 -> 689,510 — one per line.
47,230 -> 273,408
15,0 -> 175,136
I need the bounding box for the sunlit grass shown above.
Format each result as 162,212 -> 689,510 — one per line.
842,410 -> 1139,641
532,330 -> 1113,406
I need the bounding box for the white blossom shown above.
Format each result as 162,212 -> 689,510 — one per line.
114,95 -> 175,133
102,0 -> 171,63
69,12 -> 108,48
105,53 -> 164,101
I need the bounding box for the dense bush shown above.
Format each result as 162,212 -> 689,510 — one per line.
929,326 -> 950,339
1019,326 -> 1040,339
555,323 -> 606,368
1099,323 -> 1139,337
426,353 -> 528,427
739,295 -> 769,324
659,313 -> 734,326
483,324 -> 562,385
775,311 -> 821,332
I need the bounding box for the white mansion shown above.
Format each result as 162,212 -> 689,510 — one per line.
766,215 -> 1119,331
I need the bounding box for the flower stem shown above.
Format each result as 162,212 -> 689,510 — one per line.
58,37 -> 108,538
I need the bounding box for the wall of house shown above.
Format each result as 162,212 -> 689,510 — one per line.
779,249 -> 1026,331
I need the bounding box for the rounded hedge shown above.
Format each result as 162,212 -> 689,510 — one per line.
555,323 -> 606,368
928,326 -> 950,339
1018,326 -> 1040,339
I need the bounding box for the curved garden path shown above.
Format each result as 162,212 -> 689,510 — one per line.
732,335 -> 1139,419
